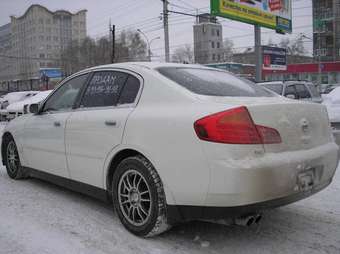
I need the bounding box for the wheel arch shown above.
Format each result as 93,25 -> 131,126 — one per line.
105,147 -> 175,205
106,148 -> 145,194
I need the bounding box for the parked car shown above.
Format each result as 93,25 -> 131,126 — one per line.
0,91 -> 38,120
322,87 -> 340,146
6,90 -> 53,120
258,81 -> 322,103
1,63 -> 338,237
322,84 -> 339,94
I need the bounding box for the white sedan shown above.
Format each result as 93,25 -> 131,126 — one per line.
1,63 -> 338,237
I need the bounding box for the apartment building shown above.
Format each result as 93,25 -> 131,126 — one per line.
193,14 -> 223,64
0,4 -> 87,82
313,0 -> 340,61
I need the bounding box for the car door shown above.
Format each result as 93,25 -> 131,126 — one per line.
65,70 -> 142,187
23,73 -> 89,178
295,84 -> 312,101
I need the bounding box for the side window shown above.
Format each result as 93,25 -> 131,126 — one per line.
81,71 -> 128,108
43,74 -> 88,112
295,84 -> 311,99
284,85 -> 296,97
118,75 -> 141,105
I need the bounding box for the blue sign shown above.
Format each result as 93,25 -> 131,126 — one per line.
40,68 -> 62,79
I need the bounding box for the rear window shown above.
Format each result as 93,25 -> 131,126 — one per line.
158,67 -> 274,97
262,83 -> 283,95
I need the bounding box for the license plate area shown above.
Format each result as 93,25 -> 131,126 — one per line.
297,168 -> 315,192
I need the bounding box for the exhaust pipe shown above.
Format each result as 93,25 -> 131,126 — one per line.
234,214 -> 262,226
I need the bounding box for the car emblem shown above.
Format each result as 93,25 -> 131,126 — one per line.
300,118 -> 310,133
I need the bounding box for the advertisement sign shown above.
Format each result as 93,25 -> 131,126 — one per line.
211,0 -> 292,33
39,68 -> 63,79
262,46 -> 287,70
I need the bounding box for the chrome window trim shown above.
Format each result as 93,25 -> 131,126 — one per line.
38,67 -> 144,115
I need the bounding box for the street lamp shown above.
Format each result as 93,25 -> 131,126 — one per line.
137,29 -> 160,62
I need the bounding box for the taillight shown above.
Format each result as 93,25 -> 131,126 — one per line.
194,106 -> 281,144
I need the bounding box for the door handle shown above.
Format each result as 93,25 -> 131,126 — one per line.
105,120 -> 117,127
54,121 -> 61,127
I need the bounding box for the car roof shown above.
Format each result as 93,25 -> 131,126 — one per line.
80,62 -> 213,73
258,81 -> 312,86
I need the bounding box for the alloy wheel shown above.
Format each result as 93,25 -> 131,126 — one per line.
118,169 -> 152,226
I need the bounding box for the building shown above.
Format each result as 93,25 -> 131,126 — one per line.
263,62 -> 340,84
232,49 -> 314,65
0,4 -> 87,84
312,0 -> 340,62
0,23 -> 12,82
193,14 -> 223,64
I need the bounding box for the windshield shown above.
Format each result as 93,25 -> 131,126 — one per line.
158,67 -> 274,97
261,83 -> 283,95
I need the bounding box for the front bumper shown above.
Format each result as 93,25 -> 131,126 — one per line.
167,178 -> 332,224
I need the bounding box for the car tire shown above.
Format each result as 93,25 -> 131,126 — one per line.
3,136 -> 27,180
112,155 -> 171,237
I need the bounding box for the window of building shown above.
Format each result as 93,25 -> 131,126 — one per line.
39,18 -> 44,24
212,54 -> 216,61
39,53 -> 45,59
211,41 -> 215,48
217,42 -> 220,48
216,30 -> 220,37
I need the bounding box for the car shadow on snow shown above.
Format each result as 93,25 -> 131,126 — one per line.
16,174 -> 337,251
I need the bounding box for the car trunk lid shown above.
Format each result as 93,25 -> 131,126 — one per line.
196,96 -> 333,153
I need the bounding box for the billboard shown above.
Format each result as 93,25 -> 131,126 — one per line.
262,46 -> 287,70
211,0 -> 292,33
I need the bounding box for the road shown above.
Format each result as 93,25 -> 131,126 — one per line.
0,144 -> 339,253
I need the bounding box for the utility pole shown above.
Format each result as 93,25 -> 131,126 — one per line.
254,25 -> 262,82
318,31 -> 322,86
161,0 -> 170,62
110,25 -> 115,63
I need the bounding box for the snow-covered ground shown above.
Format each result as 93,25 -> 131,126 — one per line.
0,126 -> 339,254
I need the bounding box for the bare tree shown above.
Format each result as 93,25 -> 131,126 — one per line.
172,44 -> 194,63
60,30 -> 147,76
223,38 -> 234,62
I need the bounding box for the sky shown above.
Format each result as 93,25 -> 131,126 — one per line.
0,0 -> 313,61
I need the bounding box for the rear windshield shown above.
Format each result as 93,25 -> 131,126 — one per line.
306,83 -> 321,98
261,83 -> 283,95
158,67 -> 274,97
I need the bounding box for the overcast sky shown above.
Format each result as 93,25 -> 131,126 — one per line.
0,0 -> 313,61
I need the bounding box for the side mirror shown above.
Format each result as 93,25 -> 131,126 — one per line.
29,103 -> 39,114
286,94 -> 296,99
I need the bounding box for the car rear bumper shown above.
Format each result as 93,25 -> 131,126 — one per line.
167,178 -> 331,224
204,142 -> 338,207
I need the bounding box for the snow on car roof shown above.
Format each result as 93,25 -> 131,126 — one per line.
81,62 -> 214,73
